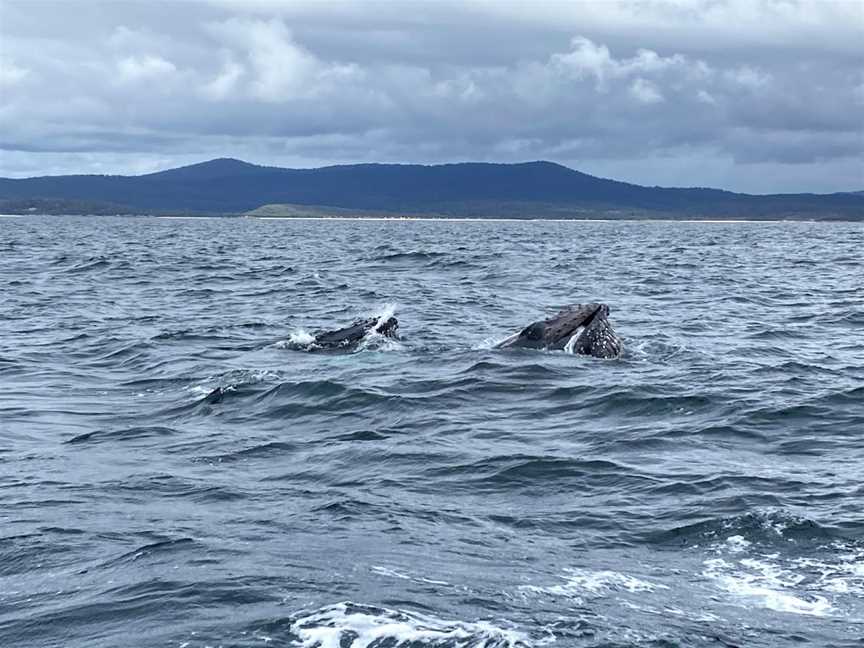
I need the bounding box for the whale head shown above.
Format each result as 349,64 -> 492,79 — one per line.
312,315 -> 399,350
497,303 -> 622,359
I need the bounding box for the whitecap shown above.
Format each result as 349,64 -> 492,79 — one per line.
702,557 -> 835,616
290,601 -> 537,648
725,535 -> 752,553
521,568 -> 664,599
791,543 -> 864,596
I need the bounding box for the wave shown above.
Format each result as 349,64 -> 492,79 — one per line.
372,250 -> 448,262
97,537 -> 197,569
289,602 -> 536,648
6,218 -> 864,647
699,532 -> 864,618
650,510 -> 864,618
99,474 -> 247,503
650,510 -> 839,548
150,321 -> 276,341
65,426 -> 179,445
702,553 -> 836,617
187,369 -> 282,398
459,360 -> 566,379
423,455 -> 633,493
197,440 -> 298,464
64,256 -> 112,273
521,568 -> 664,601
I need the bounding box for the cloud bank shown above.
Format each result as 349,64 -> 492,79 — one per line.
1,0 -> 862,192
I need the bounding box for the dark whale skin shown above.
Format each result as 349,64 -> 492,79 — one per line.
311,316 -> 399,350
495,304 -> 622,359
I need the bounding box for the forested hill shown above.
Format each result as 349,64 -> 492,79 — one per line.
1,158 -> 861,219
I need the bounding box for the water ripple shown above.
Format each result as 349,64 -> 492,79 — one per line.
1,217 -> 863,648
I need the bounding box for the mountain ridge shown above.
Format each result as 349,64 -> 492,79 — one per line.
1,158 -> 861,219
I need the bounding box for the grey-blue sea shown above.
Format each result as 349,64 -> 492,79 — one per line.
1,215 -> 863,647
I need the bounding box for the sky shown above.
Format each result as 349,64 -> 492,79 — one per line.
1,0 -> 862,193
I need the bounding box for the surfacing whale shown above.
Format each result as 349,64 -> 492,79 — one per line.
300,316 -> 399,351
495,303 -> 622,359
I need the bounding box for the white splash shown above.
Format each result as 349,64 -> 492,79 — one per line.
373,302 -> 397,330
792,543 -> 864,596
275,328 -> 318,350
290,602 -> 536,648
725,535 -> 752,553
289,329 -> 316,346
354,303 -> 402,352
703,557 -> 835,616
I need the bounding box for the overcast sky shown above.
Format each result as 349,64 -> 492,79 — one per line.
1,0 -> 862,193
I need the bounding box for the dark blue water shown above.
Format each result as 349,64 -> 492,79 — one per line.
2,215 -> 863,648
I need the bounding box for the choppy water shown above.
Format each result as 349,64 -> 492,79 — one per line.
2,215 -> 863,648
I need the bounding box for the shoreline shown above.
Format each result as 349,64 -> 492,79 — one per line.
246,216 -> 821,223
2,213 -> 857,223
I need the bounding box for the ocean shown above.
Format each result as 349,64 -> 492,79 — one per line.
1,215 -> 863,647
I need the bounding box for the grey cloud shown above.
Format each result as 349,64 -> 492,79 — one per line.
0,0 -> 862,192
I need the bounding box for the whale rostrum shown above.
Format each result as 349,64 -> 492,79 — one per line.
494,304 -> 622,359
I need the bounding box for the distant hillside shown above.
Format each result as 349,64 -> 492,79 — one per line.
0,197 -> 137,216
1,158 -> 861,219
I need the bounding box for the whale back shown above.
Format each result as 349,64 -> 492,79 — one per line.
313,316 -> 399,349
